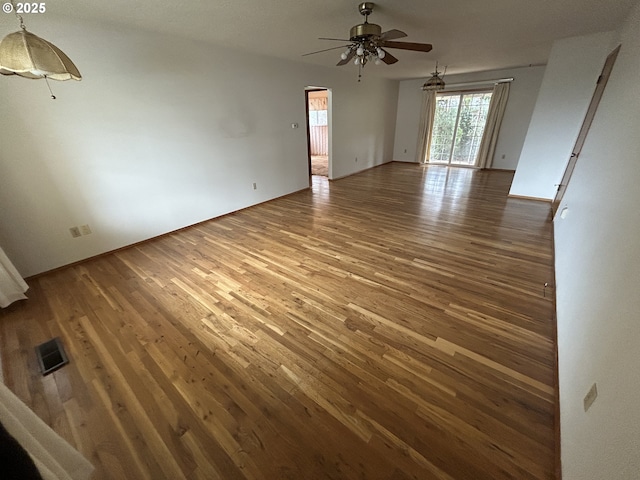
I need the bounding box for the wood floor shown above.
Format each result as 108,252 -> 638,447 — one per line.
0,163 -> 557,479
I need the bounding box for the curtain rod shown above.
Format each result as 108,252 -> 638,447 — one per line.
440,77 -> 514,90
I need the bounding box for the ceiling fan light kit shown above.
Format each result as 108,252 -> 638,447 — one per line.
305,2 -> 433,81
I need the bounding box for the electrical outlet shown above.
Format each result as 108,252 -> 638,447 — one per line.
252,182 -> 257,190
355,157 -> 358,163
80,224 -> 92,235
584,383 -> 598,412
404,149 -> 407,154
69,227 -> 81,238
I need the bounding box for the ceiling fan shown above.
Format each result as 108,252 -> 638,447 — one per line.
303,2 -> 432,77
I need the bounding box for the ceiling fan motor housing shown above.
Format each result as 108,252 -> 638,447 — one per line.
350,22 -> 382,41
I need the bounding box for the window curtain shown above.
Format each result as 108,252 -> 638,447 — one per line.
415,89 -> 437,164
476,82 -> 510,169
0,246 -> 28,308
0,381 -> 94,480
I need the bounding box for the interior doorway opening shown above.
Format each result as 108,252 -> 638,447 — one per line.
305,88 -> 330,178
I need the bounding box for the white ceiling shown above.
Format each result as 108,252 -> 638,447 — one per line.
21,0 -> 639,80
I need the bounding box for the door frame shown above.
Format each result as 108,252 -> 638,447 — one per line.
304,87 -> 331,182
552,45 -> 621,215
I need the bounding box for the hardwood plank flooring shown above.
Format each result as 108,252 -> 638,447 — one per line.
0,163 -> 556,479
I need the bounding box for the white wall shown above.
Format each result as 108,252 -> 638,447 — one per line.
509,31 -> 616,199
0,19 -> 398,277
554,1 -> 640,477
392,66 -> 545,170
330,80 -> 398,179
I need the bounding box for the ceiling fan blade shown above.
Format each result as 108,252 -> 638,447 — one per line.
381,41 -> 433,52
302,45 -> 350,57
336,49 -> 356,66
380,49 -> 398,65
379,29 -> 407,41
319,37 -> 352,42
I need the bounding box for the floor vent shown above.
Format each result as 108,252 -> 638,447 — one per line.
36,337 -> 69,376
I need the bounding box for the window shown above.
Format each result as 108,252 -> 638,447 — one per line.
308,109 -> 328,127
429,91 -> 492,166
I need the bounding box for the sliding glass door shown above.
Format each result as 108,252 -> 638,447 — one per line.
429,91 -> 492,166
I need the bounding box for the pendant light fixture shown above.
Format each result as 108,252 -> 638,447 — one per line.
422,62 -> 446,91
0,0 -> 81,99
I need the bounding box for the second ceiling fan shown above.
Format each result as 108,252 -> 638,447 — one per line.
304,2 -> 433,75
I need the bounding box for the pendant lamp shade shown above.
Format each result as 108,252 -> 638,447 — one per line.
422,73 -> 445,91
0,30 -> 81,81
422,62 -> 446,91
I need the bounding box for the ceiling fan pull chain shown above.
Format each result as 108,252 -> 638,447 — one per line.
44,76 -> 57,100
